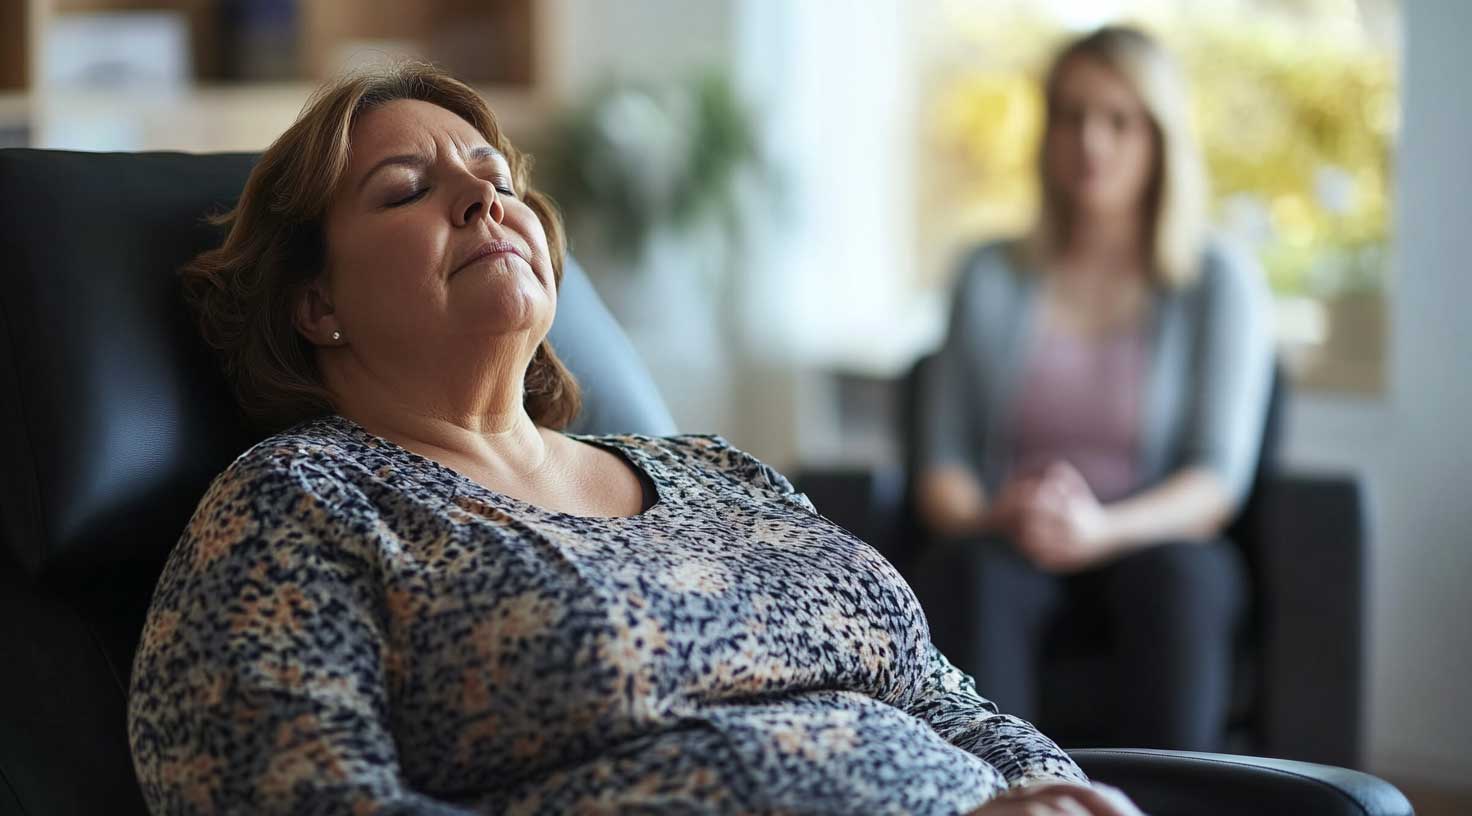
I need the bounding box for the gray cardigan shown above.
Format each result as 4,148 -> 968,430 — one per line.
919,239 -> 1274,509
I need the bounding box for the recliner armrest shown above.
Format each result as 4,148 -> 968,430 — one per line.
1069,749 -> 1412,816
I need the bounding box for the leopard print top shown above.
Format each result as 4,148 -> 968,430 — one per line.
128,414 -> 1086,814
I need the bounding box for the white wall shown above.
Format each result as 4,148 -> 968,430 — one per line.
728,0 -> 962,470
1282,0 -> 1472,785
732,0 -> 922,371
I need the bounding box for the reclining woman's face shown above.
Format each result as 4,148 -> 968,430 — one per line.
312,99 -> 555,382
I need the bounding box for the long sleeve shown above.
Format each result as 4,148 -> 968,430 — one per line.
905,643 -> 1088,789
919,257 -> 988,473
1182,245 -> 1275,508
128,457 -> 475,816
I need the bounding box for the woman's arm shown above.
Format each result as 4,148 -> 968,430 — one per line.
1013,457 -> 1236,571
128,460 -> 474,816
915,465 -> 990,538
916,465 -> 1035,541
916,256 -> 1000,538
1176,245 -> 1276,516
905,643 -> 1141,813
1098,465 -> 1233,550
905,643 -> 1088,790
1099,245 -> 1274,552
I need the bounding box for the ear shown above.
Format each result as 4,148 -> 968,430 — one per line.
294,277 -> 344,346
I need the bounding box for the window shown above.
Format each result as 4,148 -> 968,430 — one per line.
916,0 -> 1399,393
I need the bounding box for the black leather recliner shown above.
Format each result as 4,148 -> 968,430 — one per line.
0,149 -> 1411,816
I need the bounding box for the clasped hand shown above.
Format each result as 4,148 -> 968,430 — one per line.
992,461 -> 1117,574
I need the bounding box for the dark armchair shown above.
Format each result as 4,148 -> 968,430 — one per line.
0,149 -> 1409,816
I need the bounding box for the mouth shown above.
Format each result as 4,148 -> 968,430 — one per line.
454,239 -> 529,275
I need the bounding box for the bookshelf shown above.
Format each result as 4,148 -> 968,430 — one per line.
2,0 -> 555,151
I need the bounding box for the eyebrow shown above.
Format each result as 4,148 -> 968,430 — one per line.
356,145 -> 506,193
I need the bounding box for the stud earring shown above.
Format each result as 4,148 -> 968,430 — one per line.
331,330 -> 342,342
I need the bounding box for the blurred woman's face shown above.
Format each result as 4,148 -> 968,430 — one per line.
318,99 -> 555,379
1044,55 -> 1158,221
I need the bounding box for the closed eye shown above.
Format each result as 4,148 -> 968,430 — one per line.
490,176 -> 517,197
388,187 -> 428,207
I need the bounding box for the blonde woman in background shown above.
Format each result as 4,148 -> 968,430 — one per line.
914,25 -> 1274,752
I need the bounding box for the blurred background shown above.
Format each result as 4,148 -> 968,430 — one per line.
2,0 -> 1466,808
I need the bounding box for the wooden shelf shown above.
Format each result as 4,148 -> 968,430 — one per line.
1,1 -> 28,90
303,0 -> 535,85
6,0 -> 557,151
28,0 -> 538,84
27,81 -> 550,152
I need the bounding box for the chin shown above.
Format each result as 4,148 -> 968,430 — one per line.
1071,188 -> 1135,218
463,279 -> 552,334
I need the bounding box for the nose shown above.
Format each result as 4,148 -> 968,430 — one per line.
1081,113 -> 1112,159
456,178 -> 504,227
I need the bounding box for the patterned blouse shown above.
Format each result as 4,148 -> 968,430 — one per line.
128,415 -> 1086,815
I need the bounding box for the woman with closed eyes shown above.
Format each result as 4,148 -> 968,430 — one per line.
126,61 -> 1140,816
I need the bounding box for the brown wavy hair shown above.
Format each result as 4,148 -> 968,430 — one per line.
181,61 -> 580,433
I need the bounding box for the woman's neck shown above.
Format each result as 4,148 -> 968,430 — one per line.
1043,207 -> 1154,335
1059,208 -> 1149,274
324,350 -> 553,479
347,399 -> 549,474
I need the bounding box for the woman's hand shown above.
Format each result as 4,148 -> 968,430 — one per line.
916,466 -> 990,539
1013,462 -> 1119,574
917,466 -> 1046,541
966,782 -> 1145,815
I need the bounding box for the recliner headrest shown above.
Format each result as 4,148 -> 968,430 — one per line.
0,148 -> 675,577
0,150 -> 260,577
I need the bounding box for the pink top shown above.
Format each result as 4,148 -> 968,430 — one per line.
1010,322 -> 1150,503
